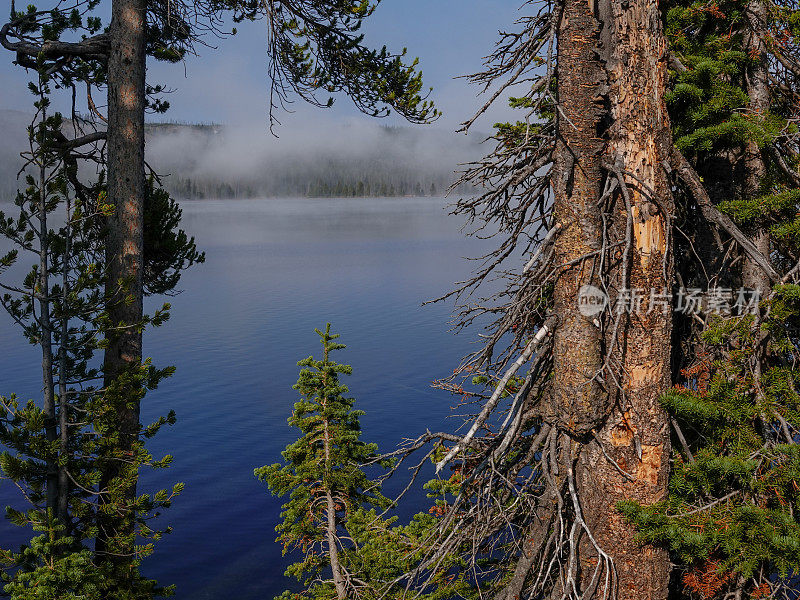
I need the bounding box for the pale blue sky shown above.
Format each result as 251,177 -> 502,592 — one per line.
1,1 -> 525,132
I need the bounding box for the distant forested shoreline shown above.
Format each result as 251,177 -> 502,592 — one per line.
165,173 -> 469,199
1,113 -> 482,201
146,121 -> 481,200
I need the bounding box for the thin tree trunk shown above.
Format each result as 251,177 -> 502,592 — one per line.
740,0 -> 773,449
326,492 -> 346,600
37,101 -> 58,520
551,0 -> 673,596
98,0 -> 147,562
57,196 -> 72,528
322,377 -> 347,600
742,0 -> 771,296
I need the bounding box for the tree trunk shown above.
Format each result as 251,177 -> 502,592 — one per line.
742,0 -> 771,296
551,0 -> 674,596
740,0 -> 773,449
57,197 -> 72,529
37,103 -> 58,520
580,0 -> 674,594
98,0 -> 147,562
326,492 -> 347,600
322,388 -> 347,599
548,0 -> 609,437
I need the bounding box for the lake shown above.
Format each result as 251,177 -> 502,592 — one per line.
0,196 -> 489,599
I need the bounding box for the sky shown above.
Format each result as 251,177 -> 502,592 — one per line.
0,1 -> 526,134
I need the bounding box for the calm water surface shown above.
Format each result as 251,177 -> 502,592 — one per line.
0,196 -> 488,599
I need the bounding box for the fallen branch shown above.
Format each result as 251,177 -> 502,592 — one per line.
435,314 -> 558,473
524,222 -> 562,273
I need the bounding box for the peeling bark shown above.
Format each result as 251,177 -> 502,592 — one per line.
548,0 -> 674,596
583,0 -> 674,596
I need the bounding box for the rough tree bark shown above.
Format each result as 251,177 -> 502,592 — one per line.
739,0 -> 773,453
550,0 -> 674,596
98,0 -> 147,562
548,0 -> 609,437
580,0 -> 674,595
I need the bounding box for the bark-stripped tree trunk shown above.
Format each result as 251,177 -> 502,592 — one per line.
98,0 -> 147,562
580,0 -> 674,595
551,0 -> 674,596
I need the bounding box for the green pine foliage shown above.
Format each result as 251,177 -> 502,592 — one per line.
621,306 -> 800,595
258,326 -> 476,600
256,324 -> 392,598
223,1 -> 439,123
0,65 -> 197,598
142,178 -> 205,296
663,0 -> 787,157
0,524 -> 103,600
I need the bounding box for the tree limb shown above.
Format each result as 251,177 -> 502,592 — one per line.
1,20 -> 109,62
669,148 -> 780,283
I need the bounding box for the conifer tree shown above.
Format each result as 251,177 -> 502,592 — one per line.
259,326 -> 477,600
380,0 -> 795,596
0,52 -> 200,598
256,325 -> 392,599
3,0 -> 436,585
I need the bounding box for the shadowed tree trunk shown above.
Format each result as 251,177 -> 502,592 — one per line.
36,104 -> 59,520
550,0 -> 674,596
742,0 -> 771,296
97,0 -> 147,564
57,198 -> 72,529
548,0 -> 608,437
322,390 -> 347,600
740,0 -> 773,461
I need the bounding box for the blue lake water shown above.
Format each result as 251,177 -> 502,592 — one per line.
0,196 -> 489,599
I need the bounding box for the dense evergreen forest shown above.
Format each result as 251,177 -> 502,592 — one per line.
3,0 -> 800,599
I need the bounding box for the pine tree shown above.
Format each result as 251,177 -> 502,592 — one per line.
259,326 -> 483,600
0,57 -> 199,598
256,325 -> 392,599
